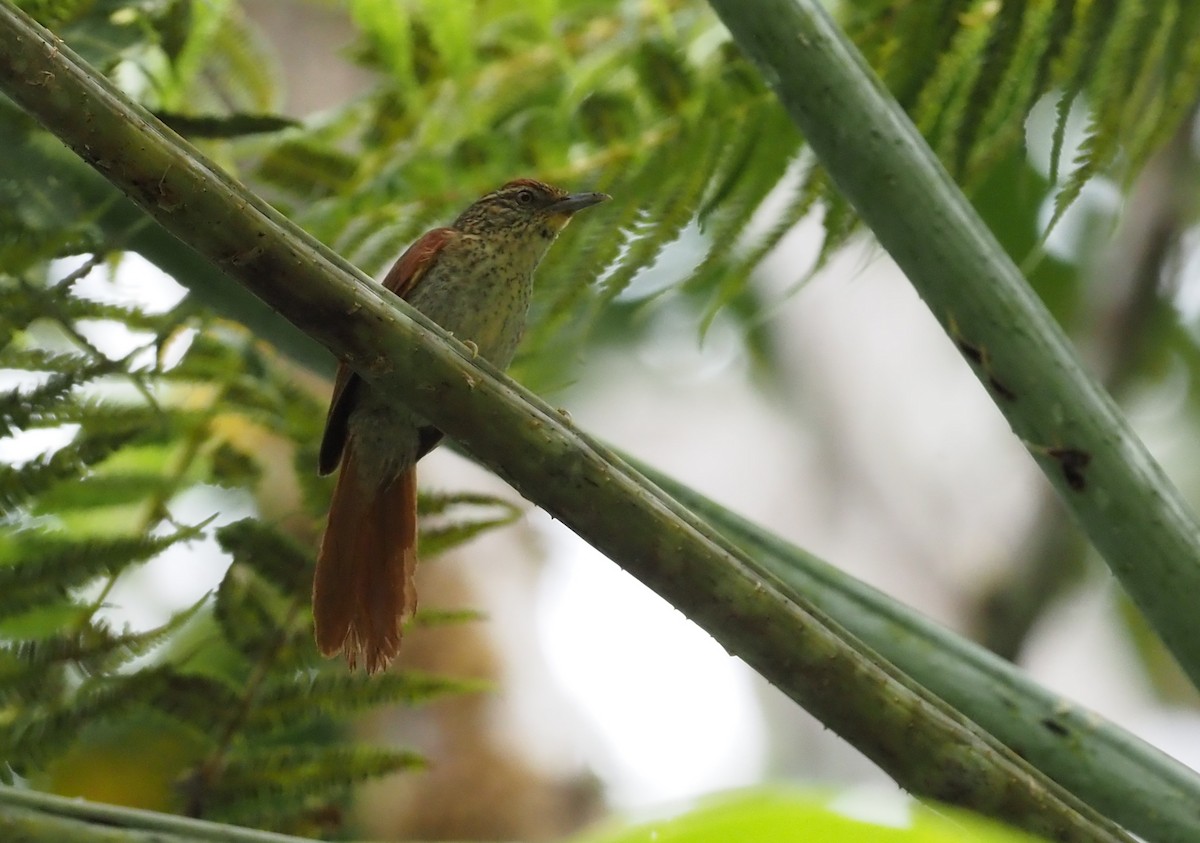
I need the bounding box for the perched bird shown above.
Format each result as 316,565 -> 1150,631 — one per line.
313,179 -> 609,673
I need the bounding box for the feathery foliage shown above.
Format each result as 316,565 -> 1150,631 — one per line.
0,251 -> 514,834
0,4 -> 542,819
845,0 -> 1200,226
6,0 -> 1197,387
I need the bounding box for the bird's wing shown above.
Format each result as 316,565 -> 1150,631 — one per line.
378,227 -> 459,298
317,227 -> 459,475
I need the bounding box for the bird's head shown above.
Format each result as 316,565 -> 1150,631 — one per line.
454,179 -> 609,242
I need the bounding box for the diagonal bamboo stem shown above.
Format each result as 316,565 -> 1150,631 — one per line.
0,783 -> 314,842
634,457 -> 1200,843
703,0 -> 1200,687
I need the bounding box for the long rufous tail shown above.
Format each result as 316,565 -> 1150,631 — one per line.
313,440 -> 418,674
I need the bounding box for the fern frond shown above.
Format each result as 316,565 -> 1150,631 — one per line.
967,2 -> 1061,176
1118,4 -> 1180,170
723,167 -> 823,294
0,639 -> 68,705
808,188 -> 859,280
410,607 -> 488,628
416,481 -> 527,560
257,140 -> 359,201
344,213 -> 428,280
129,668 -> 246,737
842,0 -> 1200,241
634,37 -> 695,112
0,346 -> 94,374
1159,1 -> 1200,132
1043,3 -> 1108,184
55,297 -> 176,333
163,330 -> 250,383
204,744 -> 424,825
215,518 -> 312,600
66,404 -> 181,447
537,150 -> 659,329
0,360 -> 118,437
349,0 -> 417,93
249,672 -> 486,733
1067,2 -> 1159,189
1031,0 -> 1081,95
154,112 -> 299,140
199,3 -> 280,114
163,0 -> 1192,362
417,490 -> 521,517
214,562 -> 294,664
1,596 -> 206,698
31,471 -> 172,513
1048,88 -> 1078,187
688,104 -> 800,328
1091,2 -> 1159,128
0,435 -> 136,515
910,0 -> 998,170
4,668 -> 239,773
953,0 -> 1034,176
420,514 -> 523,559
95,594 -> 210,667
1047,113 -> 1105,232
847,0 -> 969,110
598,120 -> 720,301
0,527 -> 201,620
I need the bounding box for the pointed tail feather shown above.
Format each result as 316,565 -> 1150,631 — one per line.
313,440 -> 418,674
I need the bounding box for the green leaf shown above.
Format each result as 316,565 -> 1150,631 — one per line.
417,491 -> 522,558
214,561 -> 289,665
4,668 -> 239,774
0,361 -> 118,438
154,111 -> 299,139
249,671 -> 486,732
0,527 -> 200,620
215,518 -> 313,600
204,744 -> 424,825
257,140 -> 360,200
0,596 -> 207,702
571,788 -> 1046,843
33,470 -> 174,512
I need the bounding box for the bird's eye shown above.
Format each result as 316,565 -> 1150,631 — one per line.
516,189 -> 535,205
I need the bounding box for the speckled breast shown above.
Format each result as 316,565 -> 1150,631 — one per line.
405,234 -> 539,370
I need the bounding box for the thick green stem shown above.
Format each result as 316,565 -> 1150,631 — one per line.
0,784 -> 312,842
0,2 -> 1144,840
703,0 -> 1200,684
635,459 -> 1200,843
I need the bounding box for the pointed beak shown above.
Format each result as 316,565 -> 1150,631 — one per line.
549,191 -> 611,215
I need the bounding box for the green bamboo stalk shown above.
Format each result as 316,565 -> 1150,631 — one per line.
0,3 -> 1143,840
702,0 -> 1200,685
0,784 -> 313,842
635,458 -> 1200,843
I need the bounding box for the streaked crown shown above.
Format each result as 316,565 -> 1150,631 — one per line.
453,179 -> 599,240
